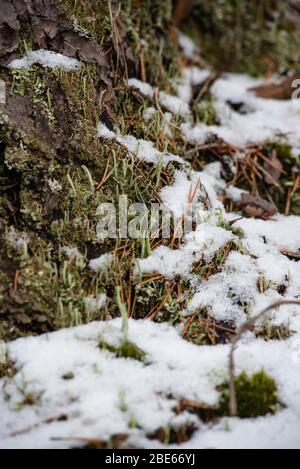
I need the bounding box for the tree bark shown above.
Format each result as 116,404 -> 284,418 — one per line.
173,0 -> 194,26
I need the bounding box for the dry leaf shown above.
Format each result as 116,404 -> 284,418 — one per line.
263,149 -> 283,185
249,73 -> 300,100
240,194 -> 277,219
280,248 -> 300,261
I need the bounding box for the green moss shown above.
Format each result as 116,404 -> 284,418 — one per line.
185,0 -> 300,75
184,314 -> 235,346
194,97 -> 219,126
216,209 -> 245,238
132,276 -> 187,323
63,0 -> 179,87
264,142 -> 293,161
99,338 -> 146,362
218,370 -> 279,418
0,0 -> 186,342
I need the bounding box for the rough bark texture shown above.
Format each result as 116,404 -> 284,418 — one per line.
0,0 -> 177,340
0,0 -> 108,66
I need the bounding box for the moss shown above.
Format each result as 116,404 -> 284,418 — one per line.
99,338 -> 146,362
264,142 -> 293,161
218,370 -> 279,418
0,360 -> 16,379
192,240 -> 244,280
133,277 -> 185,322
255,322 -> 294,341
0,0 -> 185,342
194,97 -> 219,126
1,59 -> 176,339
184,0 -> 300,75
184,314 -> 236,346
216,209 -> 245,238
63,0 -> 180,87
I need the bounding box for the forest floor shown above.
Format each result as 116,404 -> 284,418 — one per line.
1,31 -> 300,448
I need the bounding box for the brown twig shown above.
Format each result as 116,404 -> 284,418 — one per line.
146,282 -> 175,320
96,156 -> 111,190
182,314 -> 197,338
170,178 -> 201,248
285,173 -> 300,215
51,436 -> 106,445
135,275 -> 164,288
13,270 -> 20,295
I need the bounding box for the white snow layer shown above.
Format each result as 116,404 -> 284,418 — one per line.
181,73 -> 300,151
97,123 -> 184,166
0,319 -> 300,449
8,50 -> 82,71
128,78 -> 191,119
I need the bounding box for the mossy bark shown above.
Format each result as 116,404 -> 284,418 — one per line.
0,0 -> 178,340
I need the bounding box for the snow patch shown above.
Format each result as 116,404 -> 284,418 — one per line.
8,50 -> 82,71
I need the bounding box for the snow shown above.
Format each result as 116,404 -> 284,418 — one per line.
89,253 -> 114,272
135,224 -> 235,280
159,92 -> 191,119
182,73 -> 300,150
237,215 -> 300,253
160,170 -> 203,219
225,185 -> 248,203
178,34 -> 198,60
160,163 -> 225,220
127,78 -> 154,98
84,294 -> 108,313
175,67 -> 212,104
0,319 -> 300,449
8,50 -> 82,71
98,123 -> 184,166
142,107 -> 156,121
136,245 -> 195,279
128,78 -> 191,119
